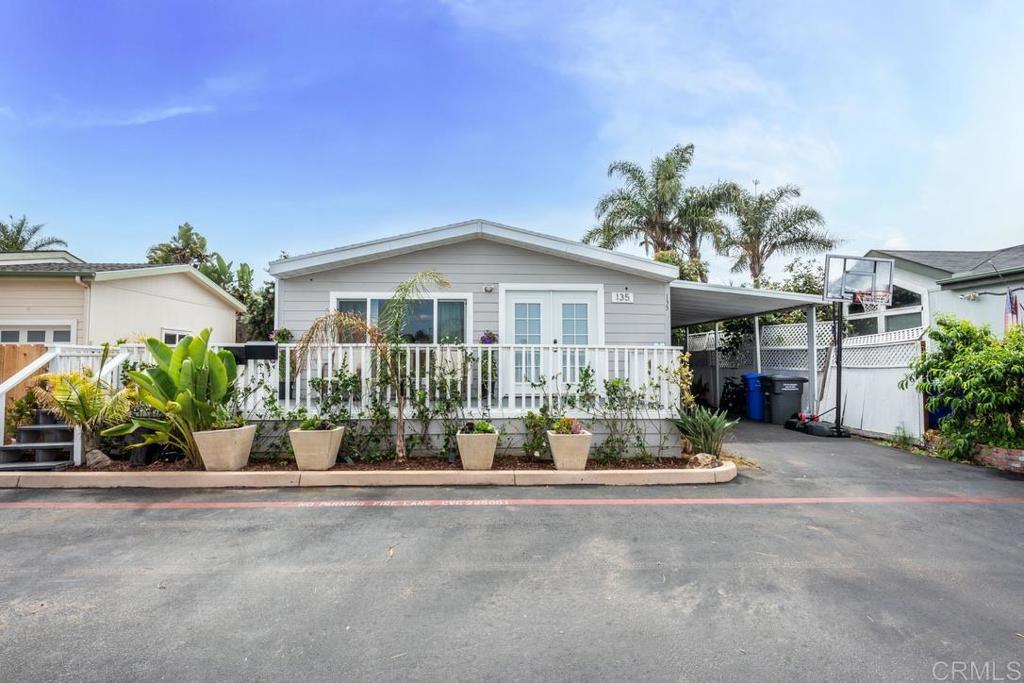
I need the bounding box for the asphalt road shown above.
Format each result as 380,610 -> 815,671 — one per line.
1,422 -> 1021,682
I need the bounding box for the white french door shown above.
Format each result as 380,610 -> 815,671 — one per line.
504,289 -> 598,394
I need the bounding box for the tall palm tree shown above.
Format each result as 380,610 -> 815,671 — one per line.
675,182 -> 738,282
583,143 -> 695,255
717,184 -> 837,287
0,215 -> 67,251
147,223 -> 209,265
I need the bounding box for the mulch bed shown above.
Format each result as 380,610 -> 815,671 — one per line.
97,453 -> 719,472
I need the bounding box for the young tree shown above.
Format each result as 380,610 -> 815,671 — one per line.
0,215 -> 67,251
717,184 -> 837,287
295,271 -> 450,461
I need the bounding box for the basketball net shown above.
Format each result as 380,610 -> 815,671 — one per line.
854,290 -> 891,313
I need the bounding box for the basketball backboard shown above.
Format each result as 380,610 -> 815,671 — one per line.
823,254 -> 894,305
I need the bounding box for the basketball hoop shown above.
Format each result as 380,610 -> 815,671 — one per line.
853,290 -> 891,313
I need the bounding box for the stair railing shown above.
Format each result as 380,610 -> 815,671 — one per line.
0,349 -> 59,447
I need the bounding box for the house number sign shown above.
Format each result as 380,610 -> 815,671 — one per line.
611,291 -> 634,304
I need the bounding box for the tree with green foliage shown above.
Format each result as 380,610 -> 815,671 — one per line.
0,215 -> 67,251
900,317 -> 1024,461
146,222 -> 209,266
654,250 -> 707,282
244,280 -> 276,340
717,184 -> 836,287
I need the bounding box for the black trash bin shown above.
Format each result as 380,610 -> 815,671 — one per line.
762,375 -> 809,425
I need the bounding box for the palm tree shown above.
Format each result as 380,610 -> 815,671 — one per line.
147,223 -> 209,265
717,184 -> 837,287
675,182 -> 738,282
583,143 -> 695,255
0,215 -> 67,251
295,271 -> 451,461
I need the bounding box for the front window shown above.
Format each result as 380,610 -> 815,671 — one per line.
331,294 -> 469,344
162,329 -> 191,345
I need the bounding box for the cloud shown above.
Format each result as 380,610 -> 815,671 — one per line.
76,104 -> 216,128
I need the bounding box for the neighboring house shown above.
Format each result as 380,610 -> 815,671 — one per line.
848,245 -> 1024,336
0,250 -> 245,345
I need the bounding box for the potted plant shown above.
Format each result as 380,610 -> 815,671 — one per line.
547,417 -> 592,470
456,420 -> 498,470
289,416 -> 344,470
104,328 -> 252,471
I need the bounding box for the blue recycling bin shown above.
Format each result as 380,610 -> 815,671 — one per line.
741,372 -> 767,422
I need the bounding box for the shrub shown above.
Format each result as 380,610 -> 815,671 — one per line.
299,417 -> 334,431
900,316 -> 1024,461
523,407 -> 553,456
671,406 -> 738,456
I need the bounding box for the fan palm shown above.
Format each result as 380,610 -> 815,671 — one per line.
717,184 -> 837,287
36,360 -> 136,452
295,270 -> 451,461
0,215 -> 67,251
583,143 -> 695,255
147,223 -> 209,265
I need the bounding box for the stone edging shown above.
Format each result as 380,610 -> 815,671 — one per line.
0,462 -> 736,488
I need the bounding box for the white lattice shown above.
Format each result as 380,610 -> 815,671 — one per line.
842,327 -> 925,347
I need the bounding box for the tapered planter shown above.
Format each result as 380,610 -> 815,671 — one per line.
547,430 -> 592,471
456,432 -> 498,470
194,424 -> 256,471
289,426 -> 344,470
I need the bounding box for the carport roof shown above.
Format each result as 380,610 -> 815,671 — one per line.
670,280 -> 822,326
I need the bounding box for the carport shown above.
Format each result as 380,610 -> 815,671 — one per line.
669,281 -> 825,410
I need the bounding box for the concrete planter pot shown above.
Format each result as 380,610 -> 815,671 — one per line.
289,426 -> 344,471
194,424 -> 255,471
547,430 -> 592,471
456,432 -> 498,470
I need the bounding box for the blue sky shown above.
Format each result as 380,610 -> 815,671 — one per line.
1,0 -> 1022,284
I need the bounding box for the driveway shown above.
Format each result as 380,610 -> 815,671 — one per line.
0,422 -> 1021,682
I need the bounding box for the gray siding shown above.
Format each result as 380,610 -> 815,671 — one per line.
278,239 -> 670,345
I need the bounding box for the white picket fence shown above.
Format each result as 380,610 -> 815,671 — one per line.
687,323 -> 927,437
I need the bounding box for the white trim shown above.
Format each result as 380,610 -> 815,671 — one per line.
273,276 -> 280,333
670,280 -> 822,305
269,219 -> 679,282
160,327 -> 193,344
497,283 -> 606,346
0,318 -> 78,345
93,265 -> 246,313
328,291 -> 474,343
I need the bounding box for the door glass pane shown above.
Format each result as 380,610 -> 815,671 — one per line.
885,312 -> 922,332
437,301 -> 465,343
26,330 -> 46,343
0,330 -> 18,343
52,329 -> 71,343
514,302 -> 542,383
561,303 -> 588,345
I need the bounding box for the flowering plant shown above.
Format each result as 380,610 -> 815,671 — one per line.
479,330 -> 498,345
270,328 -> 293,343
552,417 -> 585,435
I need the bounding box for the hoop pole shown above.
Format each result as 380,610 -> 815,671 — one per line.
834,301 -> 844,437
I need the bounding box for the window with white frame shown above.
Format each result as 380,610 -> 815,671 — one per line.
331,294 -> 470,344
162,329 -> 192,345
845,284 -> 924,336
0,325 -> 73,344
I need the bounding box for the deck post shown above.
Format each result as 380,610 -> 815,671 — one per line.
805,305 -> 818,414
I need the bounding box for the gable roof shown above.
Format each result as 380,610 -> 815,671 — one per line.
0,262 -> 246,312
869,244 -> 1024,277
268,219 -> 679,281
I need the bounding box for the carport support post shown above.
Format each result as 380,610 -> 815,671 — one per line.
753,316 -> 762,373
805,306 -> 818,414
713,322 -> 721,408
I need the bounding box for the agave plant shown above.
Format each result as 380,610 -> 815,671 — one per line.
37,351 -> 136,452
671,405 -> 739,456
103,328 -> 239,466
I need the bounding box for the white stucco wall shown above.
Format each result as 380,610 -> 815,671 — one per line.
88,272 -> 239,344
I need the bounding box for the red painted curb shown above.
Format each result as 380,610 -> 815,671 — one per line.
1,495 -> 1023,511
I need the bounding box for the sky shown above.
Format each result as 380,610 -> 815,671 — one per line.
1,0 -> 1022,285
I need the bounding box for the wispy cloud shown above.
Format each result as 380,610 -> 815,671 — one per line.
76,104 -> 216,128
